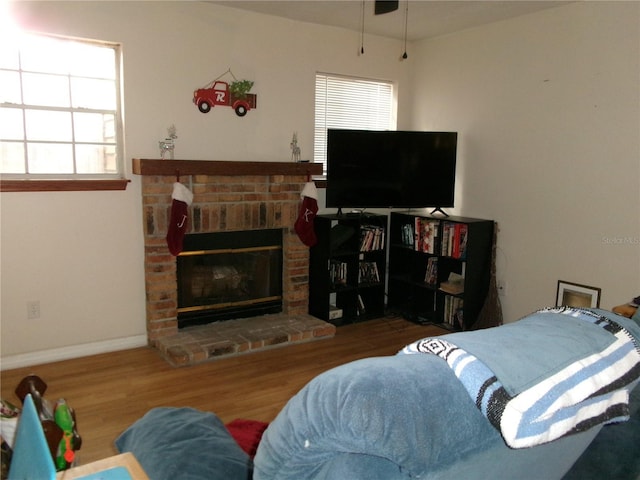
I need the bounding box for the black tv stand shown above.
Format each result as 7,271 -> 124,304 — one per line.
430,207 -> 449,217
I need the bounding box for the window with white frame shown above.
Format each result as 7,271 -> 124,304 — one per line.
314,73 -> 394,175
0,32 -> 123,182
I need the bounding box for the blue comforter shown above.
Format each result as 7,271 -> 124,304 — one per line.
254,308 -> 640,479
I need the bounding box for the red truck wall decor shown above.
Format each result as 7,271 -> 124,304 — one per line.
193,80 -> 257,117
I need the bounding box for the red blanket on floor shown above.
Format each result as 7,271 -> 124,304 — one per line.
225,419 -> 269,458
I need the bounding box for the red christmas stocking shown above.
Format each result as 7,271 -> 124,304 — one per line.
295,181 -> 319,247
166,182 -> 194,256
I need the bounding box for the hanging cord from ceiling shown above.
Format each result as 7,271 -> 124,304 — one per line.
402,0 -> 409,59
360,0 -> 366,55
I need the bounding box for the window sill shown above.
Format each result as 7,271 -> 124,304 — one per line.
0,178 -> 131,192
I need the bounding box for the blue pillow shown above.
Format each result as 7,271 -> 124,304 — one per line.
115,407 -> 252,480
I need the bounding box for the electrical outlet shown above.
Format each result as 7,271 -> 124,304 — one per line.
27,301 -> 40,319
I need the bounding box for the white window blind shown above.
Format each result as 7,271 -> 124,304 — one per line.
314,73 -> 394,175
0,32 -> 124,179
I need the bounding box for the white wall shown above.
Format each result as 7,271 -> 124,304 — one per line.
1,1 -> 411,366
409,1 -> 640,322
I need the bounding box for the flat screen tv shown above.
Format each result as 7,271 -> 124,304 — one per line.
326,129 -> 457,210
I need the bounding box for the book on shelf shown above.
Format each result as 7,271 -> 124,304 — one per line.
441,222 -> 468,259
453,305 -> 464,330
414,218 -> 439,254
401,223 -> 414,247
360,225 -> 385,251
424,257 -> 438,286
439,272 -> 464,295
356,294 -> 366,315
358,261 -> 380,284
443,295 -> 464,328
329,260 -> 347,287
399,219 -> 439,253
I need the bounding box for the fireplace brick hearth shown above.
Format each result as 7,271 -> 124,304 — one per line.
157,313 -> 336,367
135,159 -> 333,366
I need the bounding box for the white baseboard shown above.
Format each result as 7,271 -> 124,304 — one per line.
0,335 -> 148,371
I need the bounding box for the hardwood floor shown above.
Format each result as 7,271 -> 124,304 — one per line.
1,316 -> 444,464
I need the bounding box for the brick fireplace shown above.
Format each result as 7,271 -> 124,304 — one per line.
134,159 -> 334,365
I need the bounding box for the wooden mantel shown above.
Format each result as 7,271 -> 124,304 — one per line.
132,159 -> 323,177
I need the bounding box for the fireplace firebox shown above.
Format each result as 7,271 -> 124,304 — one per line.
177,229 -> 283,329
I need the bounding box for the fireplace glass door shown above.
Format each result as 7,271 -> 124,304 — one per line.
177,229 -> 283,328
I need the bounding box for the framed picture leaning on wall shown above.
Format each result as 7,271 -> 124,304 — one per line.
556,280 -> 601,308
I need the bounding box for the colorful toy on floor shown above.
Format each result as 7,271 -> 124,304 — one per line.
54,399 -> 77,469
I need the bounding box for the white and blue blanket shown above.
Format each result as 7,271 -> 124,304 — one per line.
400,307 -> 640,448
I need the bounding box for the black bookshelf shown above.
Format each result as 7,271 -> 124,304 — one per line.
308,213 -> 387,325
387,212 -> 494,330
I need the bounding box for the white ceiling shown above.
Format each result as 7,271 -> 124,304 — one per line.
213,1 -> 570,42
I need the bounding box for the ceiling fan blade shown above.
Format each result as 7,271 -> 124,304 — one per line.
374,0 -> 399,15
